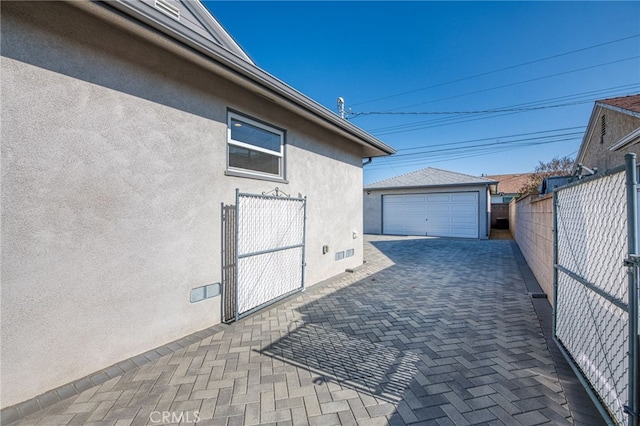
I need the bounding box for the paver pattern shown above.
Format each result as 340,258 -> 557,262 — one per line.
10,236 -> 600,425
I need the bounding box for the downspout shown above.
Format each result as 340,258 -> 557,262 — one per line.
486,183 -> 491,239
362,157 -> 372,166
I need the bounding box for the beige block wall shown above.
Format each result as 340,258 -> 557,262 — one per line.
1,1 -> 367,408
510,194 -> 554,302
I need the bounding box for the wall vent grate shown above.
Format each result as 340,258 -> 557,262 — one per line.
155,0 -> 180,21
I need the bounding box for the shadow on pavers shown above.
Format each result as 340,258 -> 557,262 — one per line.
259,237 -> 603,424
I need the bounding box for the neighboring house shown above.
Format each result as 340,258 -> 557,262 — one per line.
575,94 -> 640,172
1,0 -> 394,410
364,168 -> 497,239
484,173 -> 533,204
484,173 -> 533,229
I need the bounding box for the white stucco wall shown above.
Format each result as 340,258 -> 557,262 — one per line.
1,1 -> 365,408
363,185 -> 492,238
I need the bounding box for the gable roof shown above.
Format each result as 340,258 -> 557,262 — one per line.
598,94 -> 640,116
576,94 -> 640,164
365,167 -> 497,190
484,173 -> 533,194
78,0 -> 395,158
110,0 -> 254,63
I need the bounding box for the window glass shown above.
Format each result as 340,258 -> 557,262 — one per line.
228,145 -> 280,175
227,113 -> 284,179
230,118 -> 281,153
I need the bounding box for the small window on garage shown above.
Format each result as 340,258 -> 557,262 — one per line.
227,112 -> 285,180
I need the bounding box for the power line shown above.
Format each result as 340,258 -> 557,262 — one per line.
365,132 -> 582,170
380,136 -> 580,163
347,101 -> 588,118
367,84 -> 638,133
366,84 -> 640,136
365,137 -> 581,170
366,56 -> 639,114
394,126 -> 585,151
351,34 -> 640,107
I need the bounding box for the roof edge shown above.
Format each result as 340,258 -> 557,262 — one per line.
364,181 -> 498,191
86,0 -> 395,157
596,100 -> 640,119
609,127 -> 640,151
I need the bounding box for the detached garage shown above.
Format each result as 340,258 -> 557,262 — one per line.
364,168 -> 497,239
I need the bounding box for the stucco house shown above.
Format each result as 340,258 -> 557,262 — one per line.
1,0 -> 394,412
575,94 -> 640,173
364,168 -> 497,239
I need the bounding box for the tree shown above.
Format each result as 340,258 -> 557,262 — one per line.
519,156 -> 574,194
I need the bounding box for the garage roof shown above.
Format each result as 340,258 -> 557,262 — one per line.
365,167 -> 498,190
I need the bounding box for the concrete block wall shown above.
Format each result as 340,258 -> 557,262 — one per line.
509,194 -> 554,304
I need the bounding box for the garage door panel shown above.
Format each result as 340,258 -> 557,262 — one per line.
451,193 -> 478,203
428,204 -> 451,214
385,223 -> 427,235
426,194 -> 450,203
383,192 -> 479,238
402,195 -> 427,203
383,195 -> 426,235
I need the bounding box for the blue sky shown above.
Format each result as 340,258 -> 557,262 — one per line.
204,1 -> 640,184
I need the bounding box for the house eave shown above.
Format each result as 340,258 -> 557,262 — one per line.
575,104 -> 601,166
596,101 -> 640,119
609,127 -> 640,151
79,0 -> 395,158
365,181 -> 499,192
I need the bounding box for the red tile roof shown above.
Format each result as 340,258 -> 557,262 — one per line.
598,94 -> 640,114
484,173 -> 534,194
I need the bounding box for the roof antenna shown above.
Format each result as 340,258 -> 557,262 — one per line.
337,97 -> 345,119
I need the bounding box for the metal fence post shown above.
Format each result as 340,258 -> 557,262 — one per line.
625,153 -> 639,426
234,188 -> 240,323
553,190 -> 559,337
301,196 -> 307,291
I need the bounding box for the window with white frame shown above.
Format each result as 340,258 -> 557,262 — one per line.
227,112 -> 284,179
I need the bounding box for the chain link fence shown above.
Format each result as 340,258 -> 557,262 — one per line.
554,156 -> 638,425
232,191 -> 306,320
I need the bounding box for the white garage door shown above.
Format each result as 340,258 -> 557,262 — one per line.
383,192 -> 479,238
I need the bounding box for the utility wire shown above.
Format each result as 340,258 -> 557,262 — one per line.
365,139 -> 579,170
366,84 -> 639,133
365,136 -> 581,170
390,132 -> 583,158
367,85 -> 640,136
397,126 -> 585,151
351,34 -> 640,107
362,56 -> 640,114
366,142 -> 579,170
347,101 -> 588,118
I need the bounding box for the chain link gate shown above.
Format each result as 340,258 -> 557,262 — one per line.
222,189 -> 306,322
553,153 -> 639,425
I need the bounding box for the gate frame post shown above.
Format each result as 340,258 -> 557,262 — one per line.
625,153 -> 639,426
234,188 -> 240,323
301,196 -> 307,291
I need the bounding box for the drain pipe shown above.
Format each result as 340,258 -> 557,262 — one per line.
362,157 -> 372,166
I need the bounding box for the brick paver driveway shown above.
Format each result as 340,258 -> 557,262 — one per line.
12,236 -> 601,425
